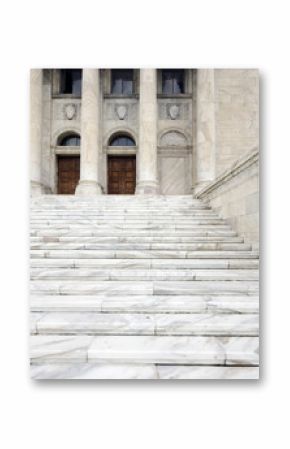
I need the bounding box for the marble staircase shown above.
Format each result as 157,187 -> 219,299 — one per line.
30,195 -> 259,379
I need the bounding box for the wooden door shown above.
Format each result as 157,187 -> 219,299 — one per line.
57,156 -> 80,194
108,156 -> 136,194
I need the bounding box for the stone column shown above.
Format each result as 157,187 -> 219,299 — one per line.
30,69 -> 44,195
193,69 -> 216,194
76,69 -> 102,195
136,69 -> 159,194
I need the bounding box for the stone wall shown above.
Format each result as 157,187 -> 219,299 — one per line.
214,69 -> 259,176
196,148 -> 259,249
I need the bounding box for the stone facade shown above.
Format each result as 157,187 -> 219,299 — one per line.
196,148 -> 259,249
30,68 -> 259,197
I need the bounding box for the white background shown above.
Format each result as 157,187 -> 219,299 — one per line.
0,1 -> 289,447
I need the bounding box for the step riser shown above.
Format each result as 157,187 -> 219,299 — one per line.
30,259 -> 259,269
30,295 -> 259,314
31,224 -> 232,230
31,210 -> 215,216
31,312 -> 259,337
30,363 -> 260,380
31,280 -> 259,296
31,220 -> 226,226
31,230 -> 238,237
31,269 -> 259,281
31,236 -> 244,243
30,250 -> 259,259
30,243 -> 251,251
30,335 -> 259,366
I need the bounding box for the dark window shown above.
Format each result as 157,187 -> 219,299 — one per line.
60,69 -> 82,95
111,69 -> 134,95
109,134 -> 135,146
59,134 -> 80,146
162,69 -> 184,94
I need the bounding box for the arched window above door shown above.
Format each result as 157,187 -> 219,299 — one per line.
109,133 -> 136,146
58,133 -> 80,146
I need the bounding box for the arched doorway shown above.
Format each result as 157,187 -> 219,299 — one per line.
57,133 -> 80,194
107,133 -> 136,194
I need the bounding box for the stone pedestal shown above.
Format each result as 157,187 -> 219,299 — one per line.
76,69 -> 102,196
30,69 -> 44,196
193,69 -> 216,195
136,69 -> 159,194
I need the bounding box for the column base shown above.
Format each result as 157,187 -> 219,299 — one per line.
75,180 -> 102,196
30,181 -> 45,196
135,181 -> 159,195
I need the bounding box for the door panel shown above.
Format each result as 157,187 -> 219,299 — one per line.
108,156 -> 136,194
58,156 -> 80,194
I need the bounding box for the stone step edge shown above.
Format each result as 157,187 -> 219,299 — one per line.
30,335 -> 259,366
30,363 -> 260,379
30,294 -> 259,313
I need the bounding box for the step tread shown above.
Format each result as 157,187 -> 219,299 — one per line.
31,268 -> 259,281
30,294 -> 259,313
30,258 -> 259,269
30,363 -> 259,379
31,311 -> 259,336
30,279 -> 259,296
30,335 -> 259,365
30,249 -> 259,259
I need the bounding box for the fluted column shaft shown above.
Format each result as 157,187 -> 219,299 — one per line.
136,69 -> 159,194
76,69 -> 102,195
193,69 -> 216,194
30,69 -> 44,195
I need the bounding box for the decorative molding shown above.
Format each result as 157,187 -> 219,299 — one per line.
52,126 -> 81,147
104,126 -> 138,147
106,148 -> 137,156
55,148 -> 80,156
64,103 -> 77,120
167,104 -> 180,120
115,104 -> 128,120
196,148 -> 259,199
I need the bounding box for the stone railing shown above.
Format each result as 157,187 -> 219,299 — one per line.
196,148 -> 259,249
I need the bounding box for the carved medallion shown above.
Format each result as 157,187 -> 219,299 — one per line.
168,104 -> 180,120
64,103 -> 76,120
116,105 -> 127,120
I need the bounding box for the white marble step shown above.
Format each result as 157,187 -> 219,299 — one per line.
31,213 -> 221,219
30,258 -> 259,269
31,209 -> 215,216
32,229 -> 238,237
30,294 -> 259,314
30,280 -> 259,295
31,219 -> 226,226
30,335 -> 259,365
30,206 -> 215,214
31,311 -> 259,336
31,204 -> 202,208
31,195 -> 201,202
31,235 -> 244,243
30,242 -> 251,251
31,224 -> 231,231
30,363 -> 259,379
30,249 -> 259,259
31,268 -> 259,281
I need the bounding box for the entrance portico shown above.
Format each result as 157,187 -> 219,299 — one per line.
30,68 -> 258,197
